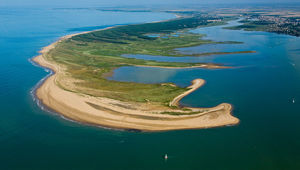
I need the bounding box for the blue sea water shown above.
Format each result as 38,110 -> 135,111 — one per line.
110,21 -> 300,169
1,7 -> 300,170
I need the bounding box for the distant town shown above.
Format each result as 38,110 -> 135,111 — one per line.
96,6 -> 300,37
238,13 -> 300,36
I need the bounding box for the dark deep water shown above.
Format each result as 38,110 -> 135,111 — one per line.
1,8 -> 300,170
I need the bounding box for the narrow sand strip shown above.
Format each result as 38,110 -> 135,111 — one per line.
170,79 -> 205,107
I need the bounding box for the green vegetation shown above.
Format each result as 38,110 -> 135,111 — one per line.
47,16 -> 246,108
225,20 -> 273,31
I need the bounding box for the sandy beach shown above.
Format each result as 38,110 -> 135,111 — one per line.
33,27 -> 239,132
169,79 -> 205,107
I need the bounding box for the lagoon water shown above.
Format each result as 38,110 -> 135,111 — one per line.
1,7 -> 300,170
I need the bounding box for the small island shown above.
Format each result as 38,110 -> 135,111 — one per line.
33,15 -> 242,131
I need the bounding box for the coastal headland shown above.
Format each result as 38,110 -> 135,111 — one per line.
33,16 -> 240,131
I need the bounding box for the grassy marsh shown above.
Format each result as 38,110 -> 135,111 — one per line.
46,16 -> 249,108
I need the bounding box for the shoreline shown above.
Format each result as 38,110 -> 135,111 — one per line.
169,79 -> 206,107
133,64 -> 231,69
32,23 -> 239,132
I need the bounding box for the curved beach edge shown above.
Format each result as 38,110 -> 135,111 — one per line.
32,28 -> 240,132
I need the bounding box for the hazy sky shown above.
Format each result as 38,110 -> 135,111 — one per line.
1,0 -> 299,7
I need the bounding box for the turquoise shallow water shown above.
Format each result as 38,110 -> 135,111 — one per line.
1,8 -> 300,170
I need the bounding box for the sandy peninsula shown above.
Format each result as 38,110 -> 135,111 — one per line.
33,28 -> 239,132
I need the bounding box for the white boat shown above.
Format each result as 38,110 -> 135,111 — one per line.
164,154 -> 168,160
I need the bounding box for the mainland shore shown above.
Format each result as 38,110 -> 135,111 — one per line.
33,26 -> 239,132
